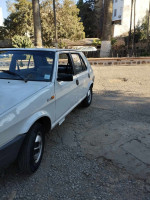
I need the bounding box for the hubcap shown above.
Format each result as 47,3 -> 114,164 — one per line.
33,133 -> 43,164
87,89 -> 91,103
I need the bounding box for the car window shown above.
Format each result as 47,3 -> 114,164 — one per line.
16,55 -> 34,70
58,53 -> 74,76
0,50 -> 55,82
71,53 -> 87,75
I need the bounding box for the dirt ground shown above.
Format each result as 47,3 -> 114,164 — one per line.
1,64 -> 150,199
90,65 -> 150,180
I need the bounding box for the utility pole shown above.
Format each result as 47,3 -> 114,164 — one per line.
53,0 -> 58,48
132,0 -> 136,56
32,0 -> 43,47
128,0 -> 134,55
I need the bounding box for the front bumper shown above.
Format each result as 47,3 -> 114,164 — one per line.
0,134 -> 25,168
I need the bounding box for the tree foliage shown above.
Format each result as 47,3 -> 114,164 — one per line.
12,35 -> 33,48
41,0 -> 85,46
4,0 -> 34,38
3,0 -> 85,47
125,15 -> 149,45
77,0 -> 97,38
92,38 -> 101,47
134,16 -> 149,42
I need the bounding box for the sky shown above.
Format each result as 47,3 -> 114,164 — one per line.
0,1 -> 8,19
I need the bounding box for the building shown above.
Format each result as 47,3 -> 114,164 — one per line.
112,0 -> 149,37
0,7 -> 4,26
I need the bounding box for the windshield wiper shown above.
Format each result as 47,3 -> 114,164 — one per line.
0,70 -> 28,83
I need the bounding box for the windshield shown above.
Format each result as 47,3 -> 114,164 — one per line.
0,50 -> 55,82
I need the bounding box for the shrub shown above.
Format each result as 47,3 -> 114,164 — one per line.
92,39 -> 101,47
112,38 -> 125,50
12,35 -> 33,48
111,38 -> 117,45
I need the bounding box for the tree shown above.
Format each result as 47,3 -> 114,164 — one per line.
58,0 -> 84,40
100,0 -> 113,57
4,0 -> 33,38
32,0 -> 43,47
4,0 -> 85,47
41,0 -> 85,46
77,0 -> 97,37
147,0 -> 150,48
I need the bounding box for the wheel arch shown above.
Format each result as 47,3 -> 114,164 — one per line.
88,80 -> 94,90
90,82 -> 93,88
34,116 -> 51,133
20,111 -> 52,135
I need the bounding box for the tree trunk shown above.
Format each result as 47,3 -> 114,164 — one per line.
128,0 -> 133,52
132,0 -> 136,55
100,0 -> 113,57
32,0 -> 42,47
94,0 -> 104,38
53,0 -> 58,47
147,0 -> 150,49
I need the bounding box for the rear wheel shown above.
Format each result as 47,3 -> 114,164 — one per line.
18,123 -> 45,173
81,86 -> 93,107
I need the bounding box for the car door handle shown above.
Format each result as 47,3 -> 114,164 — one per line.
76,79 -> 79,85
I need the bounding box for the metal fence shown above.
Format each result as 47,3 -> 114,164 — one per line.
83,48 -> 150,58
83,50 -> 100,58
111,49 -> 150,57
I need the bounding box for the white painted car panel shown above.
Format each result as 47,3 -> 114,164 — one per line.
55,77 -> 79,120
0,49 -> 94,149
0,82 -> 55,147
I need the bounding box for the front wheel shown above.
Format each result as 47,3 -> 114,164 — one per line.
18,123 -> 45,173
81,87 -> 93,107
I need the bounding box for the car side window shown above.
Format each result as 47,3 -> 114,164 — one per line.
58,53 -> 74,75
71,53 -> 87,75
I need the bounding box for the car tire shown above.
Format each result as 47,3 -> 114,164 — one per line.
81,86 -> 93,107
18,122 -> 45,173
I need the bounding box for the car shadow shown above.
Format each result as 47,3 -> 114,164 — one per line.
1,90 -> 150,183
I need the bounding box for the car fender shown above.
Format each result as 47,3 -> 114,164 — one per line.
88,80 -> 93,89
20,110 -> 52,134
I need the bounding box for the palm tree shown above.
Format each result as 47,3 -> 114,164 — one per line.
32,0 -> 42,47
100,0 -> 113,57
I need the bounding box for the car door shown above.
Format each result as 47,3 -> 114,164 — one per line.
71,53 -> 90,102
55,52 -> 79,121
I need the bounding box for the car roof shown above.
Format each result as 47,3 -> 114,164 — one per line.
0,48 -> 81,53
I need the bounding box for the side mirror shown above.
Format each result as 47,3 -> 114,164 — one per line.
57,73 -> 73,82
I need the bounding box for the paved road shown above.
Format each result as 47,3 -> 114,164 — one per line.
0,65 -> 150,199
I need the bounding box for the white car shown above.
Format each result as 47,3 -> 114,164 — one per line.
0,48 -> 94,173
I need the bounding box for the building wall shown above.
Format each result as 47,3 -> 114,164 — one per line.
0,7 -> 4,26
113,0 -> 149,37
112,0 -> 124,21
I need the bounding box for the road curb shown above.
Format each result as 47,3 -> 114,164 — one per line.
88,57 -> 150,66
